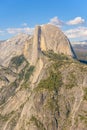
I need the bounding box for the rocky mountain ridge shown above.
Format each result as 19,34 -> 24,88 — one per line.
0,24 -> 87,130
72,40 -> 87,45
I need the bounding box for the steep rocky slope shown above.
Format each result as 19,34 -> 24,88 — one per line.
0,24 -> 87,130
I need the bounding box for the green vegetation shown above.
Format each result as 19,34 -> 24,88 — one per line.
36,70 -> 62,92
18,63 -> 29,81
30,116 -> 46,130
10,55 -> 26,69
0,114 -> 9,122
24,66 -> 34,82
0,111 -> 15,122
43,50 -> 69,61
65,73 -> 77,89
84,88 -> 87,100
0,76 -> 7,81
79,114 -> 87,125
18,62 -> 34,83
10,80 -> 18,87
18,69 -> 25,81
19,65 -> 34,89
21,82 -> 30,89
0,103 -> 24,126
0,80 -> 19,105
46,94 -> 59,114
8,109 -> 22,129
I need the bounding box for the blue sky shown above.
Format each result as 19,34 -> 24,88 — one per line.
0,0 -> 87,41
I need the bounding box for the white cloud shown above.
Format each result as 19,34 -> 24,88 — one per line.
49,16 -> 86,40
22,23 -> 28,27
0,30 -> 4,35
49,16 -> 85,27
49,16 -> 64,27
64,27 -> 87,40
0,30 -> 3,33
67,17 -> 85,25
7,27 -> 34,34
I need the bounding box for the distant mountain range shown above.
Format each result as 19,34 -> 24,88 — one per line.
72,41 -> 87,52
0,40 -> 5,43
72,40 -> 87,45
71,40 -> 87,61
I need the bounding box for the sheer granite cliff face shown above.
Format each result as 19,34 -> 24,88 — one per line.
39,24 -> 76,56
0,24 -> 87,130
30,24 -> 76,65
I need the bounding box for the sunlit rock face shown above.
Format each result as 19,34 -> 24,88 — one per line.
40,24 -> 76,57
31,24 -> 76,64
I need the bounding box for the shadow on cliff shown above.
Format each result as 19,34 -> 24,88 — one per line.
79,59 -> 87,64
